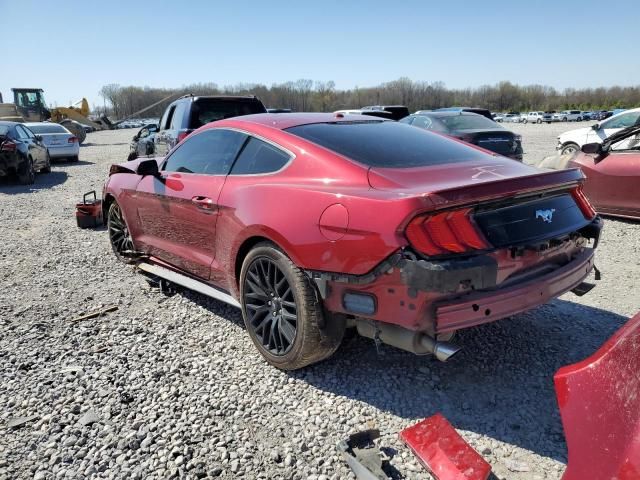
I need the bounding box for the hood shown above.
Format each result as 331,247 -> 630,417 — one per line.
367,158 -> 584,207
559,126 -> 591,141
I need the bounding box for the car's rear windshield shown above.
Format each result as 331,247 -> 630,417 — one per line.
285,121 -> 489,168
189,99 -> 266,128
436,114 -> 498,130
27,124 -> 68,134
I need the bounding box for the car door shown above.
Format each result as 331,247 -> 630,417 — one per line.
154,104 -> 176,157
133,128 -> 248,280
578,146 -> 640,217
15,125 -> 44,168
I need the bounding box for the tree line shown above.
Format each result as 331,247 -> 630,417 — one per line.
96,78 -> 640,119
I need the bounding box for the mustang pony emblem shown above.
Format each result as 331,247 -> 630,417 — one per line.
536,208 -> 556,223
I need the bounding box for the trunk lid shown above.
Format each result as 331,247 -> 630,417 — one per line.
369,160 -> 591,249
40,133 -> 71,147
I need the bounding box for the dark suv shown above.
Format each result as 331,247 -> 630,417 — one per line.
153,95 -> 267,156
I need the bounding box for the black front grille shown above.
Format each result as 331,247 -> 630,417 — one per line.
474,194 -> 589,247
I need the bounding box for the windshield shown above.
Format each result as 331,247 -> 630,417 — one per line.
27,124 -> 68,134
285,121 -> 490,168
437,114 -> 499,130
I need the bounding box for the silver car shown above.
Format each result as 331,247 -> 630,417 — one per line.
24,122 -> 80,162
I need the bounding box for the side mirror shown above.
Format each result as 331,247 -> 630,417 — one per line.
136,159 -> 160,177
581,143 -> 603,155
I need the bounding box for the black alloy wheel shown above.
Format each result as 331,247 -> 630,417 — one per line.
108,202 -> 135,262
244,257 -> 298,356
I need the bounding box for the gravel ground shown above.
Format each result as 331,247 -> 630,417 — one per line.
1,125 -> 638,480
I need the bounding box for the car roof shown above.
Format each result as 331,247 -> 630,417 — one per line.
0,121 -> 19,126
212,112 -> 387,130
412,111 -> 484,118
174,94 -> 261,103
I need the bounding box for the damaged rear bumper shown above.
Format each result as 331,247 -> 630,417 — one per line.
434,247 -> 595,333
317,217 -> 602,335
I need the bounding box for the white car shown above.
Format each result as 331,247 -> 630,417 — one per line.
552,110 -> 583,122
24,122 -> 80,162
556,107 -> 640,155
502,113 -> 521,123
523,112 -> 547,124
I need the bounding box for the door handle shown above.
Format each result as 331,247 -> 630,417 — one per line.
191,196 -> 217,213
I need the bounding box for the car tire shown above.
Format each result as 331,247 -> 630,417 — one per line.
240,243 -> 345,370
563,117 -> 568,122
41,151 -> 51,173
17,156 -> 35,185
127,151 -> 138,161
560,142 -> 580,155
536,118 -> 542,124
107,201 -> 136,263
523,119 -> 528,124
70,155 -> 79,162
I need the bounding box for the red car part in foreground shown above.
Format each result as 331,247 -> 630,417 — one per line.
396,310 -> 640,480
103,113 -> 602,369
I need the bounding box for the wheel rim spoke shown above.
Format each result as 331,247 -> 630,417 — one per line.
244,256 -> 298,356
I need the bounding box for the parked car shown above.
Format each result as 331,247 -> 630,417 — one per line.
523,112 -> 547,124
128,124 -> 158,161
433,107 -> 493,120
103,113 -> 601,369
592,110 -> 613,121
400,111 -> 523,160
569,125 -> 640,219
0,121 -> 50,184
266,108 -> 292,113
502,113 -> 521,123
492,113 -> 505,122
360,105 -> 410,121
24,122 -> 79,162
557,107 -> 640,155
553,110 -> 584,122
153,95 -> 267,157
335,109 -> 395,120
579,111 -> 593,121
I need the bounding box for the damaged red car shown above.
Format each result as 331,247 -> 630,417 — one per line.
103,113 -> 602,369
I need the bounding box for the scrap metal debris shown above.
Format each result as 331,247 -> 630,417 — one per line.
337,429 -> 390,480
400,414 -> 491,480
70,305 -> 118,323
7,416 -> 39,429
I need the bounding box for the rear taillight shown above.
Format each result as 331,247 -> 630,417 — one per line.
177,131 -> 190,143
68,136 -> 78,143
405,208 -> 490,256
571,186 -> 596,219
0,140 -> 17,152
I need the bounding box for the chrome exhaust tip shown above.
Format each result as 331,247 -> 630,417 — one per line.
432,342 -> 462,362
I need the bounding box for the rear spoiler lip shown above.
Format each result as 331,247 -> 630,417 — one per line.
423,167 -> 585,208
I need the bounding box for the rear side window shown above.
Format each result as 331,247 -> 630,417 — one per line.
286,121 -> 489,168
27,124 -> 68,134
163,129 -> 247,175
170,102 -> 187,129
231,137 -> 290,175
0,126 -> 9,136
189,99 -> 266,129
161,105 -> 176,130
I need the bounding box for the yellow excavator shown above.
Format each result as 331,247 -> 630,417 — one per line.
0,88 -> 176,144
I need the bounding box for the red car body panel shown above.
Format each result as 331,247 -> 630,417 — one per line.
104,113 -> 600,338
570,150 -> 640,220
555,311 -> 640,480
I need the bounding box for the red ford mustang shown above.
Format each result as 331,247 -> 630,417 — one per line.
103,113 -> 602,369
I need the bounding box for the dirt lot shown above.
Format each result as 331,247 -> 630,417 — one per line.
1,124 -> 638,480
